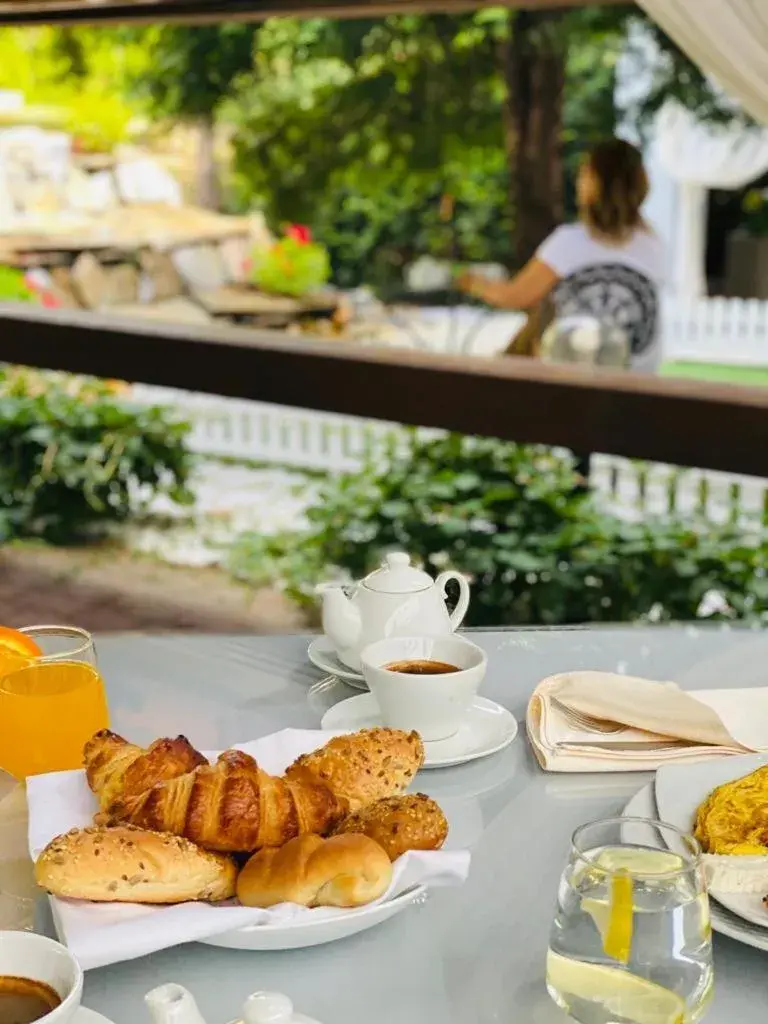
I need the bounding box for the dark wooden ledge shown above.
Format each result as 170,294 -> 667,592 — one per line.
1,304 -> 766,477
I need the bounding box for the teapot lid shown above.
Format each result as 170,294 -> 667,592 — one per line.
363,552 -> 432,594
241,992 -> 320,1024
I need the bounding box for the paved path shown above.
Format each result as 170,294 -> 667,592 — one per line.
0,545 -> 305,633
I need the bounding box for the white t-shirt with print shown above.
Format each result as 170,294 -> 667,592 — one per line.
537,223 -> 664,283
536,223 -> 664,373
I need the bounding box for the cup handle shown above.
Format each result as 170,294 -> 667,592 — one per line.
436,571 -> 470,631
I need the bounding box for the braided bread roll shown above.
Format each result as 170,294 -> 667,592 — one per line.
109,750 -> 347,853
84,729 -> 208,816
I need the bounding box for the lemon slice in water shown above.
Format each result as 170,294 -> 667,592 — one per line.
580,848 -> 687,964
593,848 -> 685,875
547,951 -> 688,1024
604,870 -> 633,962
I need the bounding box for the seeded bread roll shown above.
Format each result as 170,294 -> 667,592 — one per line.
237,833 -> 393,909
34,825 -> 237,904
285,728 -> 425,812
332,794 -> 448,861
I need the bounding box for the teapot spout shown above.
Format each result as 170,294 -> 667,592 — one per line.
320,585 -> 361,652
145,984 -> 208,1024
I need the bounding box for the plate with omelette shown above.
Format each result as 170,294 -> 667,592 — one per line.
655,753 -> 768,928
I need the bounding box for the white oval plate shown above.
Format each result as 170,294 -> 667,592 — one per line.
714,890 -> 768,929
320,693 -> 518,769
307,637 -> 367,689
654,753 -> 768,929
200,885 -> 425,950
623,784 -> 768,952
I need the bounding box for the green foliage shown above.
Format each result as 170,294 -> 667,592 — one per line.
226,14 -> 513,286
0,267 -> 36,303
227,433 -> 767,627
122,25 -> 257,119
0,28 -> 143,148
250,230 -> 331,297
0,369 -> 194,544
66,90 -> 134,152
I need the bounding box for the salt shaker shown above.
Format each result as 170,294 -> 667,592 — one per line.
240,992 -> 321,1024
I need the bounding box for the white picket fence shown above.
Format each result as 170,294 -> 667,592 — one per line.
662,295 -> 768,366
131,384 -> 768,525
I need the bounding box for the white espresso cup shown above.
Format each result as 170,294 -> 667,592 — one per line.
0,931 -> 83,1024
360,635 -> 487,741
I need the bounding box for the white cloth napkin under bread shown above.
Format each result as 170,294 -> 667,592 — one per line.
26,728 -> 470,970
527,671 -> 768,772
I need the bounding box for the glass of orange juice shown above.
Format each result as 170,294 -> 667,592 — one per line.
0,626 -> 109,779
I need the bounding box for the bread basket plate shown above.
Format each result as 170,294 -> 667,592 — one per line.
622,784 -> 768,953
28,729 -> 469,969
200,884 -> 426,950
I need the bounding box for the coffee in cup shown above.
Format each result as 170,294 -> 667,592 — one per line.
0,933 -> 82,1024
361,635 -> 487,741
0,976 -> 60,1024
384,660 -> 459,675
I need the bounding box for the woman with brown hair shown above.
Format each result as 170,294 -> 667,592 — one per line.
458,138 -> 664,373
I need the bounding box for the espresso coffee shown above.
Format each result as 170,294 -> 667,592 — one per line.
384,659 -> 460,675
0,976 -> 61,1024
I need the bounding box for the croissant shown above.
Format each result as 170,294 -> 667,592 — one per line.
84,729 -> 208,816
109,750 -> 348,853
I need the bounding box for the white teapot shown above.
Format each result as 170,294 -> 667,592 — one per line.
320,552 -> 470,671
146,983 -> 321,1024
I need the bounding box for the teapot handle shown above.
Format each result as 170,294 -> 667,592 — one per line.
435,571 -> 470,631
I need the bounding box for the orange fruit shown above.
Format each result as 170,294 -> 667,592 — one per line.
0,627 -> 42,679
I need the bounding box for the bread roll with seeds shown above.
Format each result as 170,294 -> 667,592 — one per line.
34,825 -> 237,904
332,794 -> 448,860
285,728 -> 425,812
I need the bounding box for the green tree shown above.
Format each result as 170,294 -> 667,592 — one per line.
125,25 -> 257,208
227,14 -> 512,285
228,8 -> 732,282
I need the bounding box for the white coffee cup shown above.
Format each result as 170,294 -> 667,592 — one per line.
0,931 -> 83,1024
360,635 -> 487,741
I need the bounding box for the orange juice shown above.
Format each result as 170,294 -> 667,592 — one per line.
0,661 -> 109,778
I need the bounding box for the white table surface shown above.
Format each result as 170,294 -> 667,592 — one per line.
46,625 -> 768,1024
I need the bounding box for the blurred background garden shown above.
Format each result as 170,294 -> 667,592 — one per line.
1,6 -> 767,631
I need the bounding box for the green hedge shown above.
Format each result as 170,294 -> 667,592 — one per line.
227,432 -> 768,627
0,369 -> 194,544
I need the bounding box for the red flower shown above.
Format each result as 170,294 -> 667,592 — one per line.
285,224 -> 312,245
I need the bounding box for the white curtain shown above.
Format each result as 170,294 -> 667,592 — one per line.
652,103 -> 768,295
636,0 -> 768,126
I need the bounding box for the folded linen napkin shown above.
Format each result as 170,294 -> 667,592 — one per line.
527,672 -> 768,772
26,728 -> 470,970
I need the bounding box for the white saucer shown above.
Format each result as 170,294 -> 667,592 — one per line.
77,1008 -> 116,1024
320,693 -> 518,768
308,637 -> 367,689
